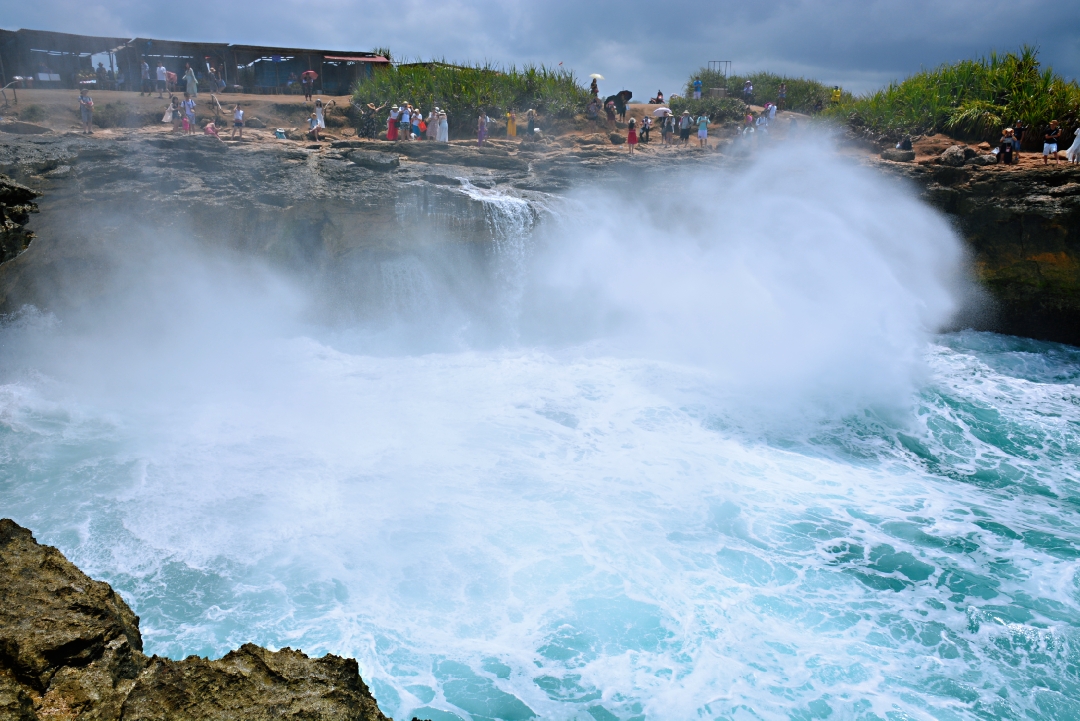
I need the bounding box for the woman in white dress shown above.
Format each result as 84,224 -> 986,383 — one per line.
1066,128 -> 1080,164
437,111 -> 449,142
183,64 -> 198,97
314,98 -> 335,129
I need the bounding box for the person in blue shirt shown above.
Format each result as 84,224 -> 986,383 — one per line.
693,78 -> 703,99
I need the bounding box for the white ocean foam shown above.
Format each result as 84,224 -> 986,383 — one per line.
1,145 -> 1077,720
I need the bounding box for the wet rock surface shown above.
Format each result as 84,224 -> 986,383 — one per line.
872,157 -> 1080,344
0,174 -> 38,265
0,519 -> 390,721
0,130 -> 1078,344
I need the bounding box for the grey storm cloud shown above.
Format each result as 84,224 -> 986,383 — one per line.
5,0 -> 1080,96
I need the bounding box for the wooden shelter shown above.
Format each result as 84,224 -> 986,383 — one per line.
0,28 -> 389,94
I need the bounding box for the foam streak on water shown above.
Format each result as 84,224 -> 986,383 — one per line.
1,146 -> 1078,721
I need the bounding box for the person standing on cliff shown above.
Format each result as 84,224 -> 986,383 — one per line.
156,61 -> 167,98
183,63 -> 198,97
181,93 -> 196,135
998,128 -> 1016,164
693,78 -> 703,99
626,117 -> 637,155
477,110 -> 489,146
1043,120 -> 1061,165
78,88 -> 93,134
1013,120 -> 1027,155
231,104 -> 244,140
777,82 -> 787,111
140,59 -> 151,96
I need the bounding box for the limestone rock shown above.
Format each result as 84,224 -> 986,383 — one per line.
0,121 -> 51,135
880,149 -> 915,162
609,132 -> 626,145
966,154 -> 998,166
0,519 -> 390,721
0,518 -> 140,692
939,145 -> 969,167
245,117 -> 265,128
121,645 -> 388,721
346,150 -> 400,171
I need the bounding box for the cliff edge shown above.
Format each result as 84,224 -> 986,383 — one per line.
0,518 -> 391,721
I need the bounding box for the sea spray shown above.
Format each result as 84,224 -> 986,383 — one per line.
1,144 -> 1076,721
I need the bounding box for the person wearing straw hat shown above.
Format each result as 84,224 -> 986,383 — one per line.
679,110 -> 692,145
438,110 -> 449,142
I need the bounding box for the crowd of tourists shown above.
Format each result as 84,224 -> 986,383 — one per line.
70,72 -> 1080,164
995,120 -> 1080,165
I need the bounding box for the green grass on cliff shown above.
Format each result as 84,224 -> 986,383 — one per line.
352,62 -> 590,137
682,69 -> 839,114
828,47 -> 1080,146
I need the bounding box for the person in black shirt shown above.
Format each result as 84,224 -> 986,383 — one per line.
1012,120 -> 1027,152
1043,120 -> 1061,164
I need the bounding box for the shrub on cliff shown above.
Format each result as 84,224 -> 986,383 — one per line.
352,61 -> 590,138
669,96 -> 747,122
682,69 -> 836,113
829,47 -> 1080,146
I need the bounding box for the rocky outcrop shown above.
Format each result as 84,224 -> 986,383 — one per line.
0,519 -> 390,721
874,159 -> 1080,345
0,174 -> 38,264
1,130 -> 1078,345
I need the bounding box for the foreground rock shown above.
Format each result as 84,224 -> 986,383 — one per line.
0,519 -> 390,721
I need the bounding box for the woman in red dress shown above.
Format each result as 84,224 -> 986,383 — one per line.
627,118 -> 638,155
387,105 -> 399,141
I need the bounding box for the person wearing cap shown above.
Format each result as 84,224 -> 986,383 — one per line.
399,104 -> 412,141
387,105 -> 400,141
679,110 -> 692,145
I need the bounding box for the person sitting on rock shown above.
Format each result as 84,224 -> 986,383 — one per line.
307,112 -> 322,141
203,120 -> 223,142
897,135 -> 913,151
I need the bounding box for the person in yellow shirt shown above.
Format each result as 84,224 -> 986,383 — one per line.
831,86 -> 842,104
506,110 -> 517,138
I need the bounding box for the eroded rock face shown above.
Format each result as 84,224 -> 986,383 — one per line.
0,174 -> 38,264
875,160 -> 1080,344
0,519 -> 390,721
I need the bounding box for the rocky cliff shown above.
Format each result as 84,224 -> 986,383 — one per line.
0,518 -> 390,721
871,157 -> 1080,345
0,130 -> 1078,345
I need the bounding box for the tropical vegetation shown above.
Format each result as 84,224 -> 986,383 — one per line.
829,47 -> 1080,146
352,61 -> 590,137
682,69 -> 839,114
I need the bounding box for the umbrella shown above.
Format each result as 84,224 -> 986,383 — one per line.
301,70 -> 318,80
589,73 -> 604,80
652,107 -> 672,116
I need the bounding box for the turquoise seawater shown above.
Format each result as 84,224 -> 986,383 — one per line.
1,148 -> 1077,720
1,329 -> 1077,721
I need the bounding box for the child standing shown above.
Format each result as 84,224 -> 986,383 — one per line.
627,118 -> 637,155
181,93 -> 196,135
78,88 -> 93,134
231,104 -> 244,140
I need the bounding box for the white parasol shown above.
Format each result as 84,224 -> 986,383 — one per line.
589,74 -> 604,80
652,107 -> 672,116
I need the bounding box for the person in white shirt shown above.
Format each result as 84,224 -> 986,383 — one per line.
156,62 -> 167,98
231,104 -> 244,140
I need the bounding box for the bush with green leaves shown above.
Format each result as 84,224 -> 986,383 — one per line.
668,96 -> 747,123
18,104 -> 46,122
352,61 -> 590,138
682,69 -> 837,113
827,47 -> 1080,147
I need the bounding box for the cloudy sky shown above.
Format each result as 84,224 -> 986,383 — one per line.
6,0 -> 1080,96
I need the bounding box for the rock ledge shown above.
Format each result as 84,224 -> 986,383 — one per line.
0,518 -> 390,721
